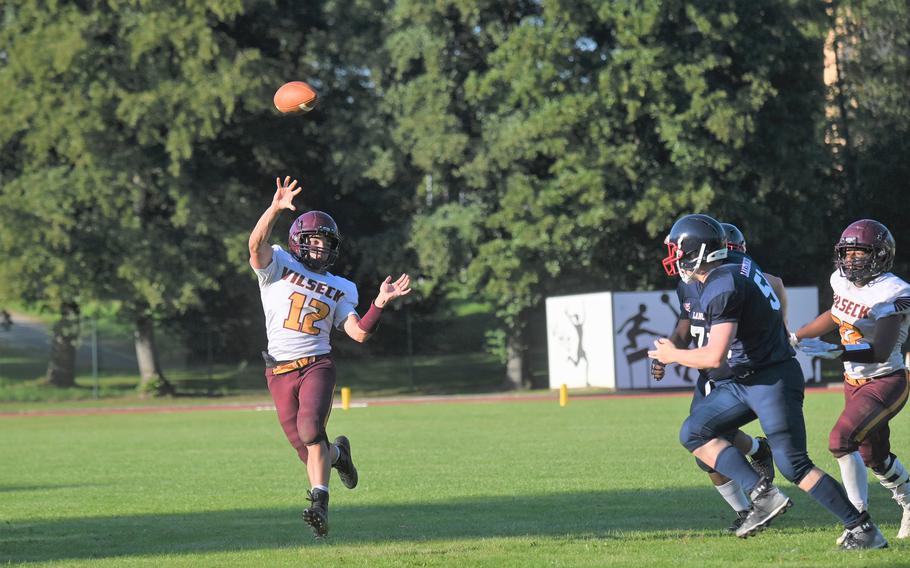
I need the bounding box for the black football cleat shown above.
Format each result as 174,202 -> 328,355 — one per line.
302,488 -> 329,538
840,520 -> 888,550
727,510 -> 750,533
735,477 -> 792,538
332,435 -> 358,490
749,436 -> 775,482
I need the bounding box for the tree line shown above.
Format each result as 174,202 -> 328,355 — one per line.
0,0 -> 907,393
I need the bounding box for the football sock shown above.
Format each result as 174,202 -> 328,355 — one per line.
715,479 -> 751,512
836,452 -> 868,513
313,484 -> 329,493
807,473 -> 864,527
872,453 -> 910,491
331,444 -> 341,465
714,446 -> 761,494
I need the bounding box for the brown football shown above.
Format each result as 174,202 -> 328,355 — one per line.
273,81 -> 318,114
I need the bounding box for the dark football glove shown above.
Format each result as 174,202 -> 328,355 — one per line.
650,359 -> 666,381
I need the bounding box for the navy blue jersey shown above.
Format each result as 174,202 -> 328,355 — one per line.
676,280 -> 733,381
726,250 -> 747,265
700,255 -> 795,377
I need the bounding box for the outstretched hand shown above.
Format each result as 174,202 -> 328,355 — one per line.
272,176 -> 302,211
375,274 -> 412,308
796,337 -> 844,360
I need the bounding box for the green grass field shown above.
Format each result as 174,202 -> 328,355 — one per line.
2,389 -> 908,566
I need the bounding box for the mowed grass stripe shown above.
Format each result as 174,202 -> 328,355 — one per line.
1,391 -> 907,566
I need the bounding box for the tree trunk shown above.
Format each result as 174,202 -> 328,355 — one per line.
45,302 -> 80,387
504,323 -> 531,390
134,315 -> 174,397
831,20 -> 857,195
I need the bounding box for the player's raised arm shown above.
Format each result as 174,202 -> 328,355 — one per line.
343,273 -> 412,343
249,176 -> 302,269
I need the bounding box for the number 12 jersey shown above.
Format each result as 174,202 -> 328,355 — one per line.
254,245 -> 359,360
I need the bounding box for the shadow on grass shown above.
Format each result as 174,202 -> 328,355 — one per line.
4,487 -> 900,564
0,483 -> 103,494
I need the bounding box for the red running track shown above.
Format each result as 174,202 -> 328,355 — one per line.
0,384 -> 838,419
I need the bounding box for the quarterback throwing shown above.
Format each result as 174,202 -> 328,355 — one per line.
249,176 -> 411,538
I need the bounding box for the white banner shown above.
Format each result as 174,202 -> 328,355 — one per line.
545,292 -> 616,388
547,286 -> 821,389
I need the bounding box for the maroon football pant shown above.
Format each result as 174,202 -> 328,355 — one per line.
829,369 -> 910,468
265,357 -> 336,464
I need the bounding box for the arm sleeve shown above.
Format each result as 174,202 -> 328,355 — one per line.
252,245 -> 285,287
334,284 -> 359,330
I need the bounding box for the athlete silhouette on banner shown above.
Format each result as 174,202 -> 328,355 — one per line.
616,303 -> 662,387
564,308 -> 589,386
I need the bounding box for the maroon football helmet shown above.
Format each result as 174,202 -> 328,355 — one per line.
288,211 -> 341,272
834,219 -> 895,283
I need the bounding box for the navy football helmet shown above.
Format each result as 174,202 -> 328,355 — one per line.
288,211 -> 341,272
662,214 -> 728,282
721,223 -> 746,253
834,219 -> 894,284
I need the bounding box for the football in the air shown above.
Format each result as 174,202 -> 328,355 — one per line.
273,81 -> 318,114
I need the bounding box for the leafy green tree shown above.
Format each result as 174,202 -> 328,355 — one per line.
826,0 -> 910,273
0,1 -> 265,393
389,1 -> 829,387
199,0 -> 414,361
0,168 -> 104,386
1,0 -> 414,391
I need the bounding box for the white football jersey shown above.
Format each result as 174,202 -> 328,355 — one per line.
829,270 -> 910,379
254,245 -> 358,360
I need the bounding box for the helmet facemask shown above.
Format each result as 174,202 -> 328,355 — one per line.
663,238 -> 727,283
662,240 -> 681,277
288,211 -> 342,272
290,231 -> 340,272
835,244 -> 884,284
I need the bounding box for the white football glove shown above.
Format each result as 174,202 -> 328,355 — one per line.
788,332 -> 799,349
796,337 -> 844,360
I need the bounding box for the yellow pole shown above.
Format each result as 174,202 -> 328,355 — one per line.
341,387 -> 351,410
559,384 -> 568,407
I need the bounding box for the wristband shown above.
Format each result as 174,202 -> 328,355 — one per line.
357,302 -> 384,333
